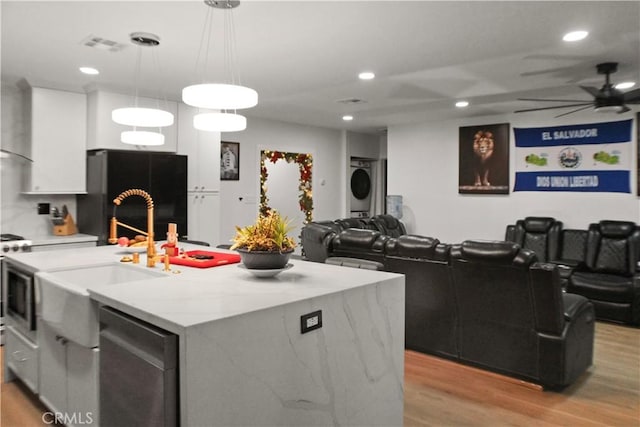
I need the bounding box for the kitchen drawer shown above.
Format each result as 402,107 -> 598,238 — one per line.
6,325 -> 39,393
31,241 -> 97,252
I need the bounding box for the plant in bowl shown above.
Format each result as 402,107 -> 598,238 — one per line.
230,210 -> 296,269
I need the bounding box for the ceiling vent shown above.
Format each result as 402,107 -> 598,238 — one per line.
80,35 -> 127,52
337,98 -> 367,105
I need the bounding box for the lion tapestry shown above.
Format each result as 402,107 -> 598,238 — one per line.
459,123 -> 510,194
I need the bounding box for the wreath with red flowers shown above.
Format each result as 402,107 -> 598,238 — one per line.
260,150 -> 313,223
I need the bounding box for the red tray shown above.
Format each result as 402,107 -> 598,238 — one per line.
169,250 -> 241,268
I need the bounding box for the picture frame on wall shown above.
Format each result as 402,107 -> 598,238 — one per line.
221,141 -> 240,181
458,123 -> 510,194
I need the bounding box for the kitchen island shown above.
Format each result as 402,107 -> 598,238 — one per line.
4,244 -> 405,426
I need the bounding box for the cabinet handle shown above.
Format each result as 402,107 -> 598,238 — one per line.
12,351 -> 27,362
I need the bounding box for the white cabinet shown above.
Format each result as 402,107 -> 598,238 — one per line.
87,90 -> 178,153
5,325 -> 39,393
39,320 -> 66,413
22,86 -> 86,194
178,103 -> 222,245
187,192 -> 221,247
39,320 -> 99,426
66,342 -> 99,424
177,103 -> 221,192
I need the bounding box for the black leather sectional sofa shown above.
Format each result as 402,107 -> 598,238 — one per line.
505,217 -> 640,326
301,220 -> 595,389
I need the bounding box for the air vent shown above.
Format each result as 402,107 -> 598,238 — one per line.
337,98 -> 367,105
81,35 -> 127,52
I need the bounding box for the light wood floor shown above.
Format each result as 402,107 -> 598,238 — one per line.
1,322 -> 638,427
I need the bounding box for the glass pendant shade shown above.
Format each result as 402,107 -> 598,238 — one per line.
121,130 -> 165,146
182,84 -> 258,110
193,112 -> 246,132
112,107 -> 174,127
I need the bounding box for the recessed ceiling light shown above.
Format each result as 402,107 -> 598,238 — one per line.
358,72 -> 375,80
455,100 -> 469,108
342,115 -> 354,121
563,30 -> 588,42
79,66 -> 99,75
615,81 -> 636,90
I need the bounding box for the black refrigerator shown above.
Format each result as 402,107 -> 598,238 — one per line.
78,149 -> 188,245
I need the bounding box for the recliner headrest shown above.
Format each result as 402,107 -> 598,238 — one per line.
335,218 -> 368,230
456,240 -> 537,266
522,217 -> 557,233
385,235 -> 440,259
598,220 -> 637,238
334,229 -> 385,251
374,215 -> 398,227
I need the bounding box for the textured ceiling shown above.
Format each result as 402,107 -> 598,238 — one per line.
2,1 -> 639,133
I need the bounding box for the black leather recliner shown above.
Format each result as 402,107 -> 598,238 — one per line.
567,221 -> 640,325
334,218 -> 377,231
385,235 -> 456,358
300,222 -> 337,263
505,217 -> 562,262
450,240 -> 595,388
370,214 -> 407,238
330,229 -> 390,264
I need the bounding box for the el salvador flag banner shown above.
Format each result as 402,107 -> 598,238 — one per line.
513,119 -> 632,193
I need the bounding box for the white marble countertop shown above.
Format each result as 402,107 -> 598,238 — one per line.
5,244 -> 403,334
29,233 -> 98,246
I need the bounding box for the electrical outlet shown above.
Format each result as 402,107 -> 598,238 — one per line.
301,310 -> 322,334
37,203 -> 50,215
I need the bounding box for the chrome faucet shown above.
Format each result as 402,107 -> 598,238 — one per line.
108,189 -> 156,267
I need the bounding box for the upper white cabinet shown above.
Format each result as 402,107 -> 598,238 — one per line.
87,90 -> 178,153
177,103 -> 221,192
23,86 -> 87,194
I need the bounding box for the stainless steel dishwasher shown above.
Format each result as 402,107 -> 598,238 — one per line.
99,306 -> 178,427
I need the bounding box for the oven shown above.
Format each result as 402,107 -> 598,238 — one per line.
1,234 -> 33,344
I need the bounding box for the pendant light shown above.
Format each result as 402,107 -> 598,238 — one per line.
112,32 -> 174,145
182,0 -> 257,132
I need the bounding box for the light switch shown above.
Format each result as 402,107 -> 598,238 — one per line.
300,310 -> 322,334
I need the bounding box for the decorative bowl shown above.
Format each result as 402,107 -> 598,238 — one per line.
235,248 -> 294,270
238,263 -> 293,278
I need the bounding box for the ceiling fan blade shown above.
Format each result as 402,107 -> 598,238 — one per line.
622,88 -> 640,102
554,105 -> 595,118
580,86 -> 601,97
514,103 -> 593,114
518,98 -> 591,103
617,105 -> 631,114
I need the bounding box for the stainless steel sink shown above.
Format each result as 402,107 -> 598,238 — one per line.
36,263 -> 165,347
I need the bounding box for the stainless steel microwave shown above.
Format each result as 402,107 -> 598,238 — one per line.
5,263 -> 36,335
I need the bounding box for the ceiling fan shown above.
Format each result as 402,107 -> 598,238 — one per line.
514,62 -> 640,118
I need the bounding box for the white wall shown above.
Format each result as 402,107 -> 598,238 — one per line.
219,116 -> 344,245
347,131 -> 379,159
388,111 -> 639,244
